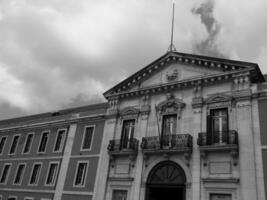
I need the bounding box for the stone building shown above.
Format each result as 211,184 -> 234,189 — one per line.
0,50 -> 267,200
96,51 -> 266,200
0,103 -> 108,200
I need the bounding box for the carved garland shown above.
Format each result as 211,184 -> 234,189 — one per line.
156,94 -> 186,120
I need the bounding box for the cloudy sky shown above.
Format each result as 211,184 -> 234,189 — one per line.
0,0 -> 267,119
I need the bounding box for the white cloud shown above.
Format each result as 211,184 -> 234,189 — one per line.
0,0 -> 266,119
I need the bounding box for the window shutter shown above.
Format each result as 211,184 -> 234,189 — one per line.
207,115 -> 212,145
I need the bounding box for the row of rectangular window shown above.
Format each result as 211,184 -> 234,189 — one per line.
0,125 -> 95,156
120,108 -> 229,146
0,162 -> 59,186
0,129 -> 67,156
0,161 -> 89,187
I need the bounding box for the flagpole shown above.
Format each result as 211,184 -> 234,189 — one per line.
168,3 -> 176,52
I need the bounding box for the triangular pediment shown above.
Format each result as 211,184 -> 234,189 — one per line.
104,51 -> 264,98
139,62 -> 221,88
205,94 -> 233,104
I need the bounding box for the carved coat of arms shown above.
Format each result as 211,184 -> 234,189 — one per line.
166,69 -> 178,81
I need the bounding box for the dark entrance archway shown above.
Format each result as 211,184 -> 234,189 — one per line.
146,161 -> 186,200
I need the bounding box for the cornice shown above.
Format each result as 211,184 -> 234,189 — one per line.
0,114 -> 106,132
106,69 -> 253,100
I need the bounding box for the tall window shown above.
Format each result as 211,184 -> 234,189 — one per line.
112,190 -> 128,200
162,114 -> 177,136
0,163 -> 11,184
9,135 -> 20,155
74,161 -> 88,187
29,163 -> 42,185
23,133 -> 34,154
54,129 -> 66,152
45,162 -> 59,185
121,120 -> 135,149
0,136 -> 7,154
13,163 -> 26,185
81,126 -> 94,150
209,108 -> 228,144
38,132 -> 49,153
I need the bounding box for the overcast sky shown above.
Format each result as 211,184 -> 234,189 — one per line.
0,0 -> 267,119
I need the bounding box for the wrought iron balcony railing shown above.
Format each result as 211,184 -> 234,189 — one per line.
197,130 -> 238,146
140,134 -> 192,157
197,130 -> 239,158
108,138 -> 139,155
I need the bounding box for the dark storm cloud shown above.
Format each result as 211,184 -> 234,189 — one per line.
191,0 -> 226,58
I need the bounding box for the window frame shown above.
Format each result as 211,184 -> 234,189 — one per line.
209,107 -> 229,144
0,163 -> 12,185
0,136 -> 7,155
53,128 -> 67,153
8,134 -> 21,155
120,119 -> 136,149
161,114 -> 177,136
80,125 -> 95,151
73,160 -> 89,188
13,163 -> 26,185
37,130 -> 50,153
28,162 -> 42,186
45,161 -> 59,186
22,133 -> 34,154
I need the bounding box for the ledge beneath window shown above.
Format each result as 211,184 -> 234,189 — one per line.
142,147 -> 192,160
202,177 -> 240,184
108,177 -> 134,182
108,149 -> 138,161
199,144 -> 238,158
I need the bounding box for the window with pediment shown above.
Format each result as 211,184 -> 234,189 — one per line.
121,119 -> 135,149
208,108 -> 229,144
204,94 -> 235,145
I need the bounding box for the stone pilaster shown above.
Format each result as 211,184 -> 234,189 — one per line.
94,114 -> 118,200
236,100 -> 257,200
251,99 -> 265,200
131,106 -> 149,200
191,106 -> 202,200
53,123 -> 77,200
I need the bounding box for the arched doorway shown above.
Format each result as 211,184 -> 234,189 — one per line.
146,161 -> 186,200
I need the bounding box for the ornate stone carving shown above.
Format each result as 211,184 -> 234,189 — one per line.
166,69 -> 178,81
205,93 -> 234,109
156,93 -> 186,119
232,72 -> 250,91
192,97 -> 203,109
119,107 -> 140,121
205,93 -> 232,104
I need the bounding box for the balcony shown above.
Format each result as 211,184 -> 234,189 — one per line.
107,138 -> 139,159
197,130 -> 238,157
141,134 -> 193,159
